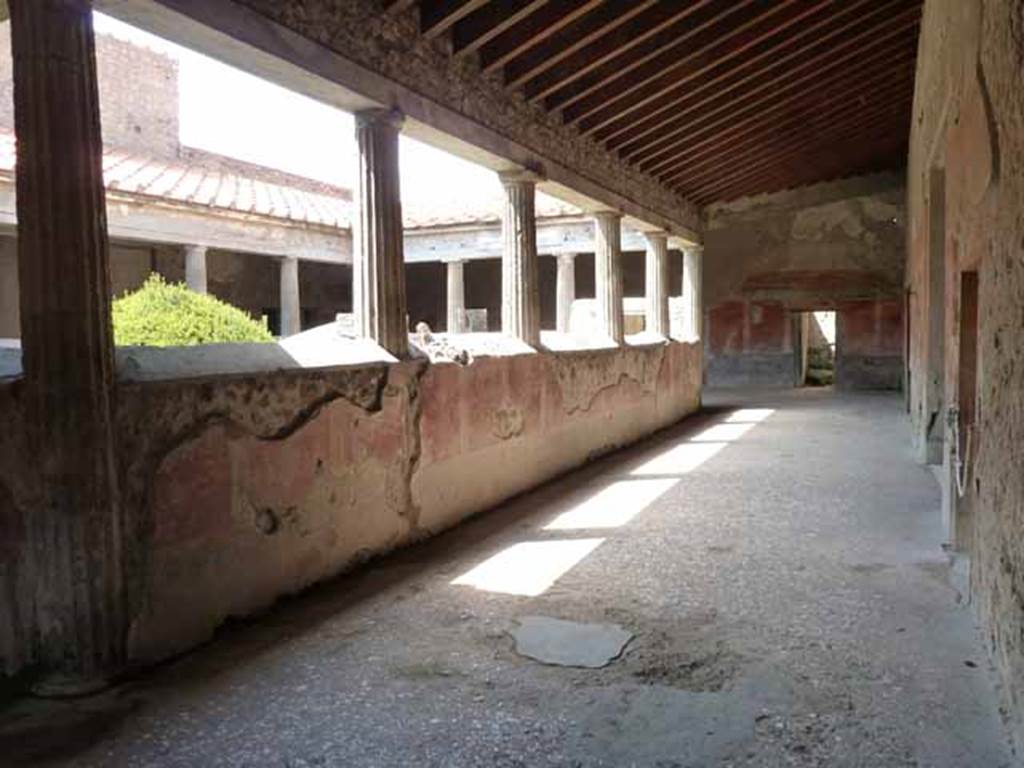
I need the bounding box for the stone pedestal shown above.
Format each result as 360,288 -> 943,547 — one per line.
683,245 -> 703,340
354,109 -> 407,357
184,245 -> 208,293
556,253 -> 576,334
593,211 -> 624,344
279,256 -> 300,337
499,170 -> 541,346
644,232 -> 669,337
10,0 -> 124,692
446,259 -> 465,333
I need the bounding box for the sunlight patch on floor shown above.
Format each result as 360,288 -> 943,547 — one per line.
630,441 -> 727,476
690,421 -> 756,442
451,538 -> 605,596
544,478 -> 679,530
726,408 -> 775,424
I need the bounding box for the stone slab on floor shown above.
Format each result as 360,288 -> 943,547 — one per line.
512,616 -> 633,668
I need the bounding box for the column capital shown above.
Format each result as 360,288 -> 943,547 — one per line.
557,252 -> 578,264
498,168 -> 543,186
643,230 -> 670,243
683,243 -> 704,256
354,107 -> 404,131
591,209 -> 622,222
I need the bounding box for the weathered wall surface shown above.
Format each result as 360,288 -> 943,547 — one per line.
906,0 -> 1024,749
0,342 -> 700,675
0,24 -> 180,158
703,174 -> 906,389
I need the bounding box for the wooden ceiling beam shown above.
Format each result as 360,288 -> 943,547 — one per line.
696,142 -> 908,204
584,0 -> 918,140
520,0 -> 719,103
421,0 -> 491,38
452,0 -> 551,57
565,0 -> 825,130
677,104 -> 911,194
639,46 -> 917,179
661,84 -> 914,191
691,141 -> 906,204
385,0 -> 419,13
613,13 -> 920,160
502,0 -> 660,89
681,111 -> 910,201
477,0 -> 604,74
542,0 -> 759,113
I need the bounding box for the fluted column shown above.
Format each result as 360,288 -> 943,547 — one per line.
184,245 -> 208,293
446,259 -> 466,333
11,0 -> 124,692
593,211 -> 624,344
498,170 -> 541,345
683,244 -> 704,340
279,256 -> 300,337
354,109 -> 407,357
644,232 -> 669,337
556,253 -> 576,334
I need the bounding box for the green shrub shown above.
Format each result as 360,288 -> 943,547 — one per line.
112,274 -> 273,347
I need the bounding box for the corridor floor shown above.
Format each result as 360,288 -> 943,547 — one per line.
2,389 -> 1014,767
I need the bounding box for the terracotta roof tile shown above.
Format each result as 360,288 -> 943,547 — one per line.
0,130 -> 578,232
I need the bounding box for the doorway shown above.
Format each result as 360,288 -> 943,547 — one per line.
951,270 -> 979,551
799,310 -> 836,386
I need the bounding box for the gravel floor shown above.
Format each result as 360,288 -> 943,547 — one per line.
1,387 -> 1014,767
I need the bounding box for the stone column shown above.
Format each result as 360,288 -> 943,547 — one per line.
10,0 -> 124,692
556,253 -> 576,334
354,109 -> 407,357
184,245 -> 208,293
498,170 -> 541,346
593,211 -> 624,344
644,232 -> 670,337
683,244 -> 704,340
279,256 -> 301,337
446,259 -> 466,333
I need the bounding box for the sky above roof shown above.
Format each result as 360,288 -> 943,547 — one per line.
92,12 -> 501,208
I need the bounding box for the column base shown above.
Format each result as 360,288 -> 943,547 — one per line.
31,671 -> 112,699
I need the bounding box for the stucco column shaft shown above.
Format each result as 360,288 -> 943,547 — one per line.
446,259 -> 465,333
593,211 -> 625,344
354,109 -> 407,357
683,245 -> 704,340
644,232 -> 670,337
556,253 -> 576,334
498,171 -> 541,345
10,0 -> 124,692
184,245 -> 208,293
279,256 -> 300,337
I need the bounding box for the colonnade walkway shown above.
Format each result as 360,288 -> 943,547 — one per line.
3,389 -> 1012,766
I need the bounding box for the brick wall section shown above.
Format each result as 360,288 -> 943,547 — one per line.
0,24 -> 180,158
907,0 -> 1024,749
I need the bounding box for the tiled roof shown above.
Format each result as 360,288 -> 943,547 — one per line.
0,130 -> 349,229
401,188 -> 580,229
0,130 -> 582,231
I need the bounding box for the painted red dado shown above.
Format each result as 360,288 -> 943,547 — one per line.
748,302 -> 790,353
708,301 -> 746,356
109,342 -> 703,665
